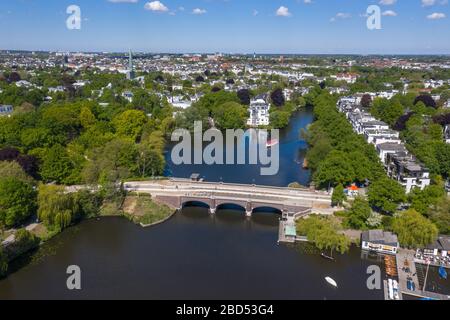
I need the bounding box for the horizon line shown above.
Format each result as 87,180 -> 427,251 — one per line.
1,49 -> 450,57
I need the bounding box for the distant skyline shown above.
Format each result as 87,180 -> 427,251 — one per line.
0,0 -> 449,54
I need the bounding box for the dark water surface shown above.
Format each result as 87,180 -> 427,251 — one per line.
164,109 -> 313,187
0,211 -> 384,300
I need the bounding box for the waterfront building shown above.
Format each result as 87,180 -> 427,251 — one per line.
361,230 -> 399,255
247,94 -> 270,127
337,96 -> 431,194
385,153 -> 431,194
415,236 -> 450,268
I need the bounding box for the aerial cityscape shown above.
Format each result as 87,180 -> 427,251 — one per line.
0,0 -> 449,305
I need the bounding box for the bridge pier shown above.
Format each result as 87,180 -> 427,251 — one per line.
246,210 -> 252,218
209,207 -> 216,215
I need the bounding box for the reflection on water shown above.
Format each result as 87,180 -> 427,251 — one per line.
0,211 -> 385,300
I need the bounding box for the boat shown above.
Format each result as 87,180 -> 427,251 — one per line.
302,158 -> 309,169
266,138 -> 279,148
407,280 -> 413,291
439,266 -> 447,280
325,277 -> 338,288
388,279 -> 394,300
393,280 -> 399,291
321,253 -> 335,261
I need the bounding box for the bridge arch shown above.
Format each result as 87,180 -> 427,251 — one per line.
216,203 -> 246,211
181,200 -> 211,209
251,206 -> 283,215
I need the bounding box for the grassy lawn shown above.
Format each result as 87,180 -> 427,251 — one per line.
123,195 -> 174,226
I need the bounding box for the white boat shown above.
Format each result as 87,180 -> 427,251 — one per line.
325,277 -> 338,288
388,279 -> 394,300
393,280 -> 399,291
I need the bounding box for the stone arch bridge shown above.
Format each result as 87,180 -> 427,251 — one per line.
124,179 -> 335,219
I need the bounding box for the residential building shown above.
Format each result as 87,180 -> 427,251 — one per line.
376,143 -> 408,165
416,236 -> 450,260
444,99 -> 450,109
337,96 -> 431,193
386,153 -> 431,193
247,94 -> 270,127
445,125 -> 450,144
0,104 -> 13,117
122,91 -> 134,103
361,230 -> 399,255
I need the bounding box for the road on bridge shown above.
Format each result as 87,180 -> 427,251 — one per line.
124,179 -> 335,215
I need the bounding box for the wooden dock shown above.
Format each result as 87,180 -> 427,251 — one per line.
396,248 -> 449,301
278,220 -> 295,244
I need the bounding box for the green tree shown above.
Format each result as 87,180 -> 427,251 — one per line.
0,177 -> 37,227
269,110 -> 290,129
297,215 -> 350,255
408,184 -> 445,215
37,184 -> 74,229
345,197 -> 372,230
314,150 -> 355,188
332,184 -> 346,207
428,197 -> 450,235
0,161 -> 34,184
392,209 -> 438,248
368,178 -> 406,214
79,107 -> 97,129
113,110 -> 147,141
82,138 -> 138,184
305,136 -> 332,171
214,102 -> 248,129
39,144 -> 74,184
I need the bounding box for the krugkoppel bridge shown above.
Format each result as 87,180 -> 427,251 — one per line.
124,179 -> 335,218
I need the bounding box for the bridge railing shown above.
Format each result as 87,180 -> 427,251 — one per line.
164,178 -> 331,196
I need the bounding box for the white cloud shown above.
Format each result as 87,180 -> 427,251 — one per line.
382,10 -> 398,16
422,0 -> 436,6
276,6 -> 291,17
379,0 -> 397,5
330,12 -> 351,22
192,8 -> 207,15
144,1 -> 169,12
427,12 -> 446,19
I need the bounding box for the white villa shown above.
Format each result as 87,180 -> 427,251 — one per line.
247,94 -> 270,127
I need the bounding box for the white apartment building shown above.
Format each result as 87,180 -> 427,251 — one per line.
247,94 -> 270,127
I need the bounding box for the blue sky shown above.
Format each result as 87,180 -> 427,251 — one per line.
0,0 -> 449,54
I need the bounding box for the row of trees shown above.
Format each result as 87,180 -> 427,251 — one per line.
0,159 -> 103,230
304,89 -> 446,247
296,215 -> 351,255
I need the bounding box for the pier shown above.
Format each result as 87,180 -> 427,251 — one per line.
396,249 -> 449,301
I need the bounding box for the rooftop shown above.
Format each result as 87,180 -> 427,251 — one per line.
361,230 -> 398,246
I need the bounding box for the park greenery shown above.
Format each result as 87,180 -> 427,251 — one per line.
296,215 -> 351,255
124,194 -> 174,226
